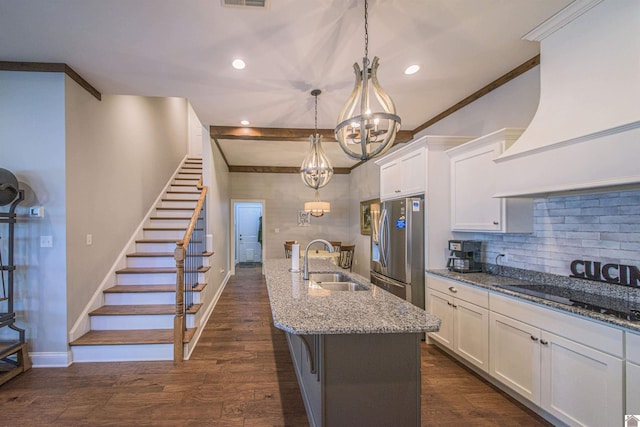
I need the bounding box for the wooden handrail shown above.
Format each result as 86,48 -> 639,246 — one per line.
174,176 -> 208,363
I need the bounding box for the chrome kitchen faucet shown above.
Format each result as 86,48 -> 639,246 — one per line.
302,239 -> 334,280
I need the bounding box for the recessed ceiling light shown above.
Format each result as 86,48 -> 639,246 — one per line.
404,64 -> 420,75
232,59 -> 246,70
240,120 -> 250,126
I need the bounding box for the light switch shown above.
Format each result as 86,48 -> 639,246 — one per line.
29,207 -> 44,217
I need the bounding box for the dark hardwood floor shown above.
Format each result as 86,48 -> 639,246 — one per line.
0,265 -> 550,426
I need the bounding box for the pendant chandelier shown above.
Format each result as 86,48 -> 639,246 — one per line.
304,190 -> 331,217
335,0 -> 401,161
300,89 -> 333,190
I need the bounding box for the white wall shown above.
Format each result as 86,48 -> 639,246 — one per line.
417,65 -> 640,280
230,173 -> 350,260
65,81 -> 189,330
0,71 -> 68,356
203,136 -> 230,294
347,160 -> 380,277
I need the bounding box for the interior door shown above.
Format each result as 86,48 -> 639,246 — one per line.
235,203 -> 262,263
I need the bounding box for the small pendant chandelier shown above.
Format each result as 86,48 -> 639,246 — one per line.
304,190 -> 331,217
335,0 -> 401,161
300,89 -> 333,190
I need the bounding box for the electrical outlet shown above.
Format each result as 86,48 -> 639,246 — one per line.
40,235 -> 53,247
86,234 -> 93,245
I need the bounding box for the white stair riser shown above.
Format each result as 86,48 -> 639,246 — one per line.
160,200 -> 197,209
103,292 -> 200,305
116,272 -> 205,285
91,314 -> 174,330
148,219 -> 191,228
172,179 -> 199,186
117,272 -> 176,285
176,173 -> 201,179
136,242 -> 177,252
155,209 -> 193,218
105,292 -> 174,305
143,229 -> 185,240
170,185 -> 198,192
72,344 -> 173,362
164,193 -> 200,201
127,256 -> 175,268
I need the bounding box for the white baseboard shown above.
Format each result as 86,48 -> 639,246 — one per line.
184,271 -> 231,360
29,351 -> 72,368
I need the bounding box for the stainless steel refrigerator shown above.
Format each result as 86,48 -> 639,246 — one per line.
370,197 -> 425,309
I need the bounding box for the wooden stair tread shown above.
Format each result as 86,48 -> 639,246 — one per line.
161,198 -> 198,202
90,304 -> 175,316
136,238 -> 180,243
155,207 -> 195,211
116,267 -> 176,274
149,216 -> 192,220
70,329 -> 196,346
166,191 -> 200,194
127,252 -> 174,258
104,285 -> 175,293
115,266 -> 209,274
143,227 -> 187,231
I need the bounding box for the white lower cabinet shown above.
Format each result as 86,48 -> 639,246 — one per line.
540,331 -> 623,427
427,275 -> 489,372
490,292 -> 623,427
489,312 -> 541,403
626,332 -> 640,414
429,274 -> 627,427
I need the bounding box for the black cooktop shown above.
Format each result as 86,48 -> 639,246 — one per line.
499,283 -> 640,322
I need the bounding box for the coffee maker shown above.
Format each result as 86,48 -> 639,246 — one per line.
447,240 -> 482,273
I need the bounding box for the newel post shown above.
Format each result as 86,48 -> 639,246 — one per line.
174,242 -> 185,362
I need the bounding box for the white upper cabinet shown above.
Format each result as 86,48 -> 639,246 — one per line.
376,143 -> 426,200
447,128 -> 533,233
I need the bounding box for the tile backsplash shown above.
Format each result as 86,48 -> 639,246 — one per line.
456,189 -> 640,279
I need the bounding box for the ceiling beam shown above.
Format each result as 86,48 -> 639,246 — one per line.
210,126 -> 413,143
412,55 -> 540,135
0,61 -> 102,101
229,166 -> 351,174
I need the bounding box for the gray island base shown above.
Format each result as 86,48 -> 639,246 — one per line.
265,259 -> 440,427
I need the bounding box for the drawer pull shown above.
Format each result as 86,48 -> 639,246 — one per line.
448,286 -> 458,293
493,221 -> 499,225
452,304 -> 457,309
540,339 -> 549,345
447,301 -> 453,306
530,336 -> 539,341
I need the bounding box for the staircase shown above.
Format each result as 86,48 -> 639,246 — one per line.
70,158 -> 210,362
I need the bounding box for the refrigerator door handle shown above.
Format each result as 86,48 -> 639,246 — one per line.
378,208 -> 388,268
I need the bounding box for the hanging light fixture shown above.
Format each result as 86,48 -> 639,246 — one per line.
304,190 -> 331,217
335,0 -> 401,161
301,89 -> 332,217
300,89 -> 333,189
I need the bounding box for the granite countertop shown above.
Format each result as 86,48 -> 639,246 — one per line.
264,258 -> 441,335
428,269 -> 640,332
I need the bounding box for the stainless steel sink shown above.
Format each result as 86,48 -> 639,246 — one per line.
308,272 -> 350,282
308,272 -> 368,291
317,282 -> 368,291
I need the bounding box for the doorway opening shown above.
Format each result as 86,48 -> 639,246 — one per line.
232,201 -> 264,273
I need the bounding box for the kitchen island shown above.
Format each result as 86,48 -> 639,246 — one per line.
264,258 -> 440,427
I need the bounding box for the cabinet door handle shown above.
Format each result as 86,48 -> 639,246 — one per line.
448,286 -> 458,293
446,301 -> 453,306
530,336 -> 539,341
395,189 -> 401,193
493,221 -> 499,225
452,304 -> 457,308
540,339 -> 549,345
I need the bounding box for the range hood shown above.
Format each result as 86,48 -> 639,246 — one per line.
494,0 -> 640,197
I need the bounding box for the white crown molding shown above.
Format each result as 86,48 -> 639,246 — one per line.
523,0 -> 603,41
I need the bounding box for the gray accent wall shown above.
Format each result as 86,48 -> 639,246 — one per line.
230,173 -> 350,260
1,70 -> 190,362
65,81 -> 188,332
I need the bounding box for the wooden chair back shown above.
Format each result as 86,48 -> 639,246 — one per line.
284,242 -> 293,258
339,244 -> 355,271
329,241 -> 341,253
